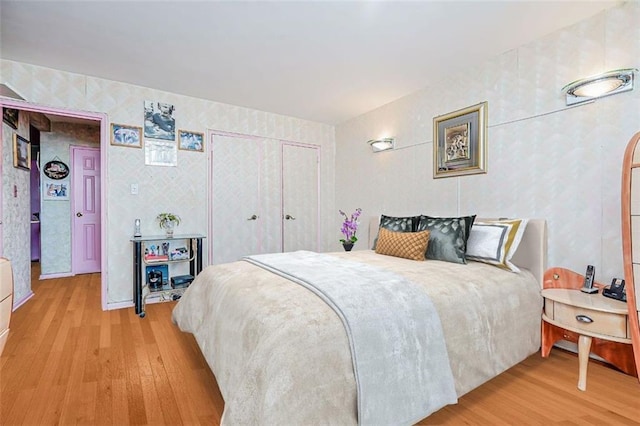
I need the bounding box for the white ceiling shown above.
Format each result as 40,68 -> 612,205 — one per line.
0,1 -> 619,125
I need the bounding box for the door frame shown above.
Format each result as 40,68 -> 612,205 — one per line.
0,98 -> 109,310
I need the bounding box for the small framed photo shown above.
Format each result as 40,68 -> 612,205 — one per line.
178,130 -> 204,152
43,179 -> 69,200
433,102 -> 488,178
3,108 -> 19,129
43,159 -> 70,180
13,134 -> 30,170
111,123 -> 142,148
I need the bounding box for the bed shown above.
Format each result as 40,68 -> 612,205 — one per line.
172,216 -> 547,425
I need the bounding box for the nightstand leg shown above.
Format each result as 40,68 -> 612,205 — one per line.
577,334 -> 592,391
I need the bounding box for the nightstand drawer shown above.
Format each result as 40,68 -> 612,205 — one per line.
0,295 -> 12,332
0,328 -> 8,357
553,302 -> 628,339
0,258 -> 12,301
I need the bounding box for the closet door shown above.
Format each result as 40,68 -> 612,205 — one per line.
211,135 -> 264,264
282,143 -> 319,252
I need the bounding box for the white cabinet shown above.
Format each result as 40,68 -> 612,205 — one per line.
0,258 -> 14,356
210,134 -> 320,264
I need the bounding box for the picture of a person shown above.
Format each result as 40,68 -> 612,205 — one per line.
144,101 -> 176,141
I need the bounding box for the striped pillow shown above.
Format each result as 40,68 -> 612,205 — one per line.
375,228 -> 430,261
466,219 -> 528,272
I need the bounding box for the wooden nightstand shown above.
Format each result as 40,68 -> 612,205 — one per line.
541,267 -> 636,391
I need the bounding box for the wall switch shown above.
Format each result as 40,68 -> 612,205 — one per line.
130,183 -> 138,195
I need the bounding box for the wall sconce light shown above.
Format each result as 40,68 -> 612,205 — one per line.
368,137 -> 394,153
563,68 -> 637,105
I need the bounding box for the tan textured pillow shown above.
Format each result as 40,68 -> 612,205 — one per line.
375,228 -> 430,261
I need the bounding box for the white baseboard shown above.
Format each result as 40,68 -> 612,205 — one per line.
553,340 -> 606,362
39,272 -> 74,280
106,300 -> 134,311
12,291 -> 34,311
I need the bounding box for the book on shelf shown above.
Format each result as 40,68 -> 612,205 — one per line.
144,254 -> 169,262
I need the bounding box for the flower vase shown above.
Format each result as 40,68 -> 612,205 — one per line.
164,221 -> 175,238
342,242 -> 354,252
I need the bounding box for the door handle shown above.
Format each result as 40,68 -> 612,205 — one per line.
284,214 -> 296,220
247,214 -> 259,220
76,212 -> 83,217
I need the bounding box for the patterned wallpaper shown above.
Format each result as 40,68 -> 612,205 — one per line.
1,113 -> 32,305
2,2 -> 637,306
335,2 -> 640,282
0,60 -> 335,306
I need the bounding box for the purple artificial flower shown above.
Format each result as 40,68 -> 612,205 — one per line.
339,208 -> 362,243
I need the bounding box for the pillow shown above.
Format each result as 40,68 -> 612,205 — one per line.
419,214 -> 476,242
372,215 -> 420,249
375,228 -> 430,261
416,216 -> 470,264
466,219 -> 529,272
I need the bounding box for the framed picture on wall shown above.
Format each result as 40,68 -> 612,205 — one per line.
111,123 -> 142,148
433,102 -> 488,178
43,159 -> 70,180
3,107 -> 18,130
178,130 -> 204,152
13,134 -> 30,171
144,101 -> 175,141
43,179 -> 69,200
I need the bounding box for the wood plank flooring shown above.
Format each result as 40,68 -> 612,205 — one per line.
1,265 -> 638,425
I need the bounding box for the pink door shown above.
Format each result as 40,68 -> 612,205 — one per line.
0,123 -> 3,257
71,146 -> 101,274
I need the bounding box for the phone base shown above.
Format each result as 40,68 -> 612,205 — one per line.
580,286 -> 599,294
602,287 -> 626,302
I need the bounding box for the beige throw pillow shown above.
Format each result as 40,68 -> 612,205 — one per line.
375,228 -> 430,261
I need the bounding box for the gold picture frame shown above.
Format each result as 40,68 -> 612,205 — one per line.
178,130 -> 204,152
3,107 -> 19,130
13,134 -> 30,171
433,102 -> 487,178
111,123 -> 142,148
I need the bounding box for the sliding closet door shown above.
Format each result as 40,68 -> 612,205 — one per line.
282,143 -> 319,252
211,135 -> 264,264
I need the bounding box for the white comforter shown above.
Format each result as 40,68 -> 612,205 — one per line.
172,250 -> 542,425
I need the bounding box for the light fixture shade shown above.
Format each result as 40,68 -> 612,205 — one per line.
563,68 -> 637,105
368,137 -> 394,152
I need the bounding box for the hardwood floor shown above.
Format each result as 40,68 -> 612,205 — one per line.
1,265 -> 638,425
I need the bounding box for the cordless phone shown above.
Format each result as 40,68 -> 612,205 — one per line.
603,278 -> 626,302
580,265 -> 598,294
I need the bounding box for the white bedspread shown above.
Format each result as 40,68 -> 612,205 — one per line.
244,251 -> 457,425
172,250 -> 542,425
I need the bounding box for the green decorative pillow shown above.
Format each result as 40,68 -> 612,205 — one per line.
375,228 -> 430,261
372,215 -> 420,249
466,219 -> 528,272
419,215 -> 476,242
416,216 -> 469,264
